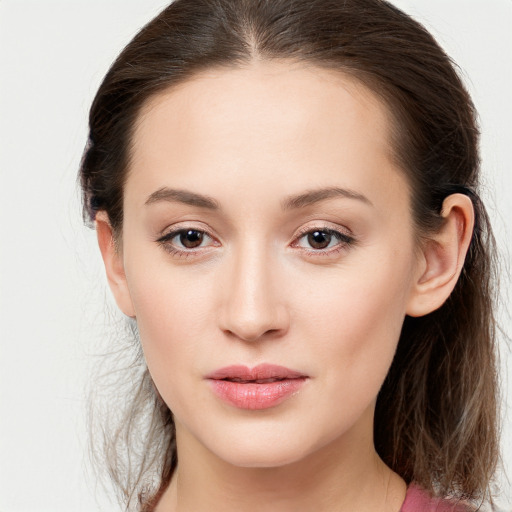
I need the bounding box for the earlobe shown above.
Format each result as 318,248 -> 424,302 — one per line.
406,193 -> 474,317
95,211 -> 136,318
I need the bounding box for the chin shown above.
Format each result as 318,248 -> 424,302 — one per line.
218,443 -> 311,469
202,422 -> 331,469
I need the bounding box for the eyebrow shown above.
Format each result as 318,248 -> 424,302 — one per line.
144,186 -> 372,211
145,187 -> 220,209
282,187 -> 373,210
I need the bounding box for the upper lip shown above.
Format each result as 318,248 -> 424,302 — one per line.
206,364 -> 307,381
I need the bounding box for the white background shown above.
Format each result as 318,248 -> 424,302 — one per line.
0,1 -> 510,511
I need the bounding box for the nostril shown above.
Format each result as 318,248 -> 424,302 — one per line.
223,325 -> 286,343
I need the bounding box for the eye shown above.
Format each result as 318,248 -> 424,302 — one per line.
176,229 -> 206,249
293,227 -> 355,254
156,227 -> 217,256
305,230 -> 336,250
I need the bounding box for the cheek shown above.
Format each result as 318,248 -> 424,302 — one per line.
123,253 -> 216,396
293,252 -> 413,406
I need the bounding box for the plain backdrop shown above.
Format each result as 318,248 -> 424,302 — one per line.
0,1 -> 511,511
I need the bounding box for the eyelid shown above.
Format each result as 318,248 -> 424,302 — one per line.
158,228 -> 214,245
293,222 -> 354,239
157,220 -> 214,237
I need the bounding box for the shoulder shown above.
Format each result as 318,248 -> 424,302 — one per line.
400,484 -> 475,512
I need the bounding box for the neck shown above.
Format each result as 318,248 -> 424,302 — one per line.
156,409 -> 406,512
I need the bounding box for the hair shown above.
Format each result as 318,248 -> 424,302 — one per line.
79,0 -> 500,510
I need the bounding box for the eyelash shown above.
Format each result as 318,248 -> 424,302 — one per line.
156,225 -> 355,259
291,226 -> 355,256
156,228 -> 218,259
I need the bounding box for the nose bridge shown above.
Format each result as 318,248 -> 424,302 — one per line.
219,235 -> 288,341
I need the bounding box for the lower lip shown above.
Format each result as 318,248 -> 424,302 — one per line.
208,378 -> 307,410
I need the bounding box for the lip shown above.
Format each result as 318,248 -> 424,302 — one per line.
206,364 -> 308,410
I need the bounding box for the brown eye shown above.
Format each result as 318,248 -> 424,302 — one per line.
179,230 -> 204,248
157,227 -> 218,257
293,227 -> 355,255
307,230 -> 332,249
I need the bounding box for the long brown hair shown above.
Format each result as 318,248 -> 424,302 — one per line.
80,0 -> 499,509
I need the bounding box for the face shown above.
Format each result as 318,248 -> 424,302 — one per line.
116,61 -> 423,467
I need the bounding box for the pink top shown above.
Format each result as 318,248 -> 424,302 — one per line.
400,484 -> 473,512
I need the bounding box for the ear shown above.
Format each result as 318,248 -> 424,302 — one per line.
406,193 -> 474,317
95,211 -> 136,318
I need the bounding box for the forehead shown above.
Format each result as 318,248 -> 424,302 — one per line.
127,60 -> 407,213
133,60 -> 392,155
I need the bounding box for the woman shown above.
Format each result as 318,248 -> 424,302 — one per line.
80,0 -> 500,510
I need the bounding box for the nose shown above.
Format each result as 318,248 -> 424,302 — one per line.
218,243 -> 290,342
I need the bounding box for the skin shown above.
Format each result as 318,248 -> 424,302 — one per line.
96,60 -> 474,511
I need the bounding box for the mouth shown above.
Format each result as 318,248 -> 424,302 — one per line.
220,377 -> 290,384
206,364 -> 309,410
206,363 -> 307,381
